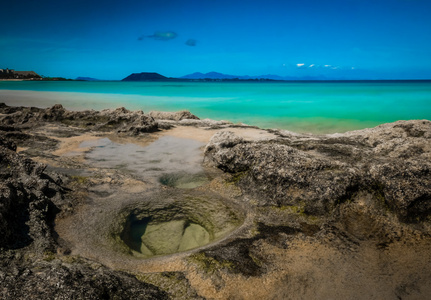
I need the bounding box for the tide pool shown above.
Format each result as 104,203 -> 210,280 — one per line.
1,80 -> 430,134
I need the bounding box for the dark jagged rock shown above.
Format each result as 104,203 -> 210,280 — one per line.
205,131 -> 360,215
0,104 -> 158,135
0,134 -> 17,151
2,101 -> 431,298
0,140 -> 60,252
0,135 -> 169,299
0,257 -> 168,300
198,120 -> 431,298
149,110 -> 200,121
205,120 -> 431,222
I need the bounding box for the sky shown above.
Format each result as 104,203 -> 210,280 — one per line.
2,0 -> 431,80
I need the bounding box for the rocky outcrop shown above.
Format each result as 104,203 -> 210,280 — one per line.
205,120 -> 431,223
197,120 -> 431,299
0,103 -> 158,135
0,134 -> 170,299
1,257 -> 168,299
0,135 -> 62,252
2,101 -> 431,299
149,110 -> 199,121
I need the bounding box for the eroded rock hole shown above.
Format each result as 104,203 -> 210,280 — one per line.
115,195 -> 244,259
121,214 -> 212,257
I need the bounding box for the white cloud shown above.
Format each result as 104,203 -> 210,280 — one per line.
292,63 -> 355,71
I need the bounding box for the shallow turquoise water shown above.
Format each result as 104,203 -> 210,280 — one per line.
1,80 -> 430,133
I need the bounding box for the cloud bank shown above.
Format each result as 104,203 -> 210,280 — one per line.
138,31 -> 198,48
139,31 -> 178,41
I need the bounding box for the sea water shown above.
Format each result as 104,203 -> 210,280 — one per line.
1,80 -> 430,134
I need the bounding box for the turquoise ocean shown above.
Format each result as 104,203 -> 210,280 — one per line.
1,80 -> 430,134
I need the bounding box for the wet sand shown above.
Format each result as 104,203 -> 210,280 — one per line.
157,125 -> 277,143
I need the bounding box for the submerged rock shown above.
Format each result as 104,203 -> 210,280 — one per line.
115,191 -> 244,259
138,220 -> 211,255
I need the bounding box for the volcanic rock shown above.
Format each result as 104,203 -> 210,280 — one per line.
0,104 -> 158,135
205,120 -> 431,223
1,102 -> 431,299
0,134 -> 169,299
149,110 -> 199,121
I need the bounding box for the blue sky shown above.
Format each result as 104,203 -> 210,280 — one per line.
2,0 -> 431,80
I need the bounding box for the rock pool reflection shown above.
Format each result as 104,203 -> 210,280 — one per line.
82,135 -> 209,188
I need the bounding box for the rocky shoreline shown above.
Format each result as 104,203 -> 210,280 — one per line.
1,103 -> 430,299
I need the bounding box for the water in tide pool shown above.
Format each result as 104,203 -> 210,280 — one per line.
1,80 -> 430,134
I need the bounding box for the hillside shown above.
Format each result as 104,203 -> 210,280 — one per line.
122,72 -> 170,81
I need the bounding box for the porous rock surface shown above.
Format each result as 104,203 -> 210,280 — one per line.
205,120 -> 431,222
149,110 -> 199,121
0,135 -> 62,252
199,120 -> 431,299
1,102 -> 431,299
0,103 -> 158,135
0,136 -> 169,299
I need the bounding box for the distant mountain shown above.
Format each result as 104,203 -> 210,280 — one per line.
241,74 -> 286,80
181,72 -> 296,81
181,72 -> 239,80
121,71 -> 331,82
76,77 -> 100,81
122,72 -> 170,81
